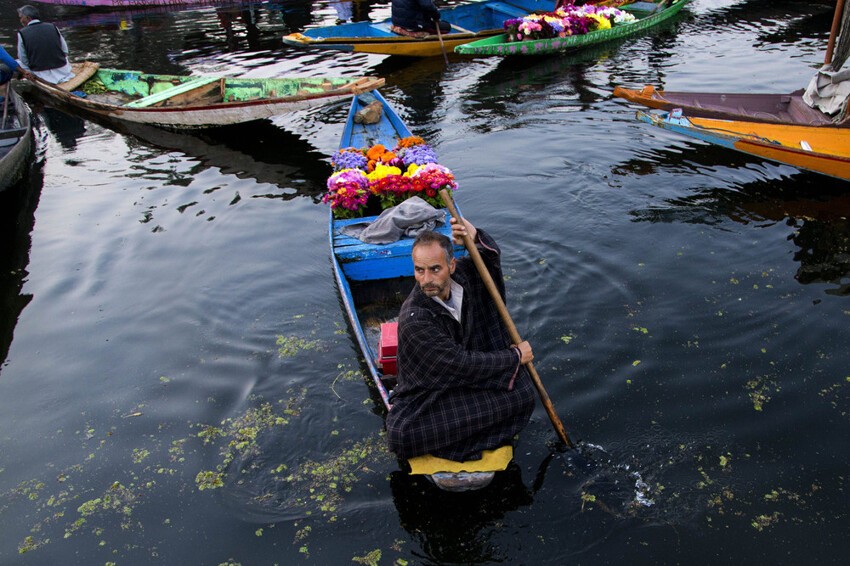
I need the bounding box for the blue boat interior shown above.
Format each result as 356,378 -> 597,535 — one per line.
302,0 -> 555,39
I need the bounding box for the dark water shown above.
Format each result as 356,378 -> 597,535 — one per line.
2,0 -> 849,563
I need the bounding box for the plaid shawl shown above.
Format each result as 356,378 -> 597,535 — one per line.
386,229 -> 536,461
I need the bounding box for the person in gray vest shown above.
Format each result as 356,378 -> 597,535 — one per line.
16,4 -> 74,84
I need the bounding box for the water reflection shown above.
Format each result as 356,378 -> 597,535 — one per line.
621,145 -> 850,294
0,141 -> 43,370
389,463 -> 534,563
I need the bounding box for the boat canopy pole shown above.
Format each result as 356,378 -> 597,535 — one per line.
825,0 -> 847,66
439,188 -> 575,449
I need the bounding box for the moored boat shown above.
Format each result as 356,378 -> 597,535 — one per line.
613,85 -> 845,127
329,91 -> 513,490
24,62 -> 384,129
454,0 -> 691,56
282,0 -> 554,57
635,109 -> 850,181
0,87 -> 33,193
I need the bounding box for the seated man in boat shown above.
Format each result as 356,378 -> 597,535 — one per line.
16,4 -> 74,85
0,45 -> 21,95
385,217 -> 536,463
391,0 -> 451,37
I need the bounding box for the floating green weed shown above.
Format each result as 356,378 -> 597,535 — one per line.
194,391 -> 306,488
275,434 -> 390,521
352,548 -> 382,565
276,335 -> 323,358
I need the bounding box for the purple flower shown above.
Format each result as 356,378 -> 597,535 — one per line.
331,148 -> 368,171
400,144 -> 438,166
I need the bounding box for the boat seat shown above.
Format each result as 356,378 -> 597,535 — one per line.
333,210 -> 463,281
485,2 -> 530,18
124,76 -> 219,108
0,127 -> 27,141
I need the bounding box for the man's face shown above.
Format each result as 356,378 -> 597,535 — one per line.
413,241 -> 455,301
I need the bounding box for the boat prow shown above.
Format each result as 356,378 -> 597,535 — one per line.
635,109 -> 850,181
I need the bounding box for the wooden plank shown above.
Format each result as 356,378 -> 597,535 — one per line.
124,76 -> 218,108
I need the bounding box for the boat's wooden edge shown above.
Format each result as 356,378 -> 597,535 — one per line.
56,61 -> 100,92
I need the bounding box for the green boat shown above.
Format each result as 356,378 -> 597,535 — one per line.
454,0 -> 691,56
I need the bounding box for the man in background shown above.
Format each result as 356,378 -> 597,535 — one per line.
16,4 -> 74,84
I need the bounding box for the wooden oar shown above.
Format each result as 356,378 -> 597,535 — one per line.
825,0 -> 847,65
439,188 -> 575,449
434,20 -> 450,65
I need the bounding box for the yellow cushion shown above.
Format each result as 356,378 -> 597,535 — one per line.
408,446 -> 513,475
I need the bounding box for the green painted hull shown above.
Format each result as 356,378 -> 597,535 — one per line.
454,0 -> 691,56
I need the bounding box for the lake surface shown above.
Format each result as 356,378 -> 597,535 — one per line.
2,0 -> 849,563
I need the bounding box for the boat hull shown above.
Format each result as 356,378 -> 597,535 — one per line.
637,110 -> 850,181
283,0 -> 554,57
0,88 -> 33,193
26,64 -> 384,129
613,85 -> 840,127
455,0 -> 691,56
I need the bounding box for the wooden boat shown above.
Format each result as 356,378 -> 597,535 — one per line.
282,0 -> 555,57
25,62 -> 384,129
614,0 -> 850,128
454,0 -> 691,56
635,109 -> 850,181
0,87 -> 33,193
613,85 -> 845,127
331,91 -> 512,490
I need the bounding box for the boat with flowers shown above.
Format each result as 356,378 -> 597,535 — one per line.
24,62 -> 385,130
282,0 -> 554,57
454,0 -> 691,56
329,91 -> 514,490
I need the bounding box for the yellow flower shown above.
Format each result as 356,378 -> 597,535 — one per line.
367,164 -> 402,181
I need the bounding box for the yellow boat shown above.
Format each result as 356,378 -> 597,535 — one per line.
636,110 -> 850,181
282,0 -> 554,57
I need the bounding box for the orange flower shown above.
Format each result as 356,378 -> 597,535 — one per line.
380,151 -> 397,163
366,144 -> 386,161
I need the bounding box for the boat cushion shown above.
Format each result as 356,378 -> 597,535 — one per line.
408,445 -> 513,474
378,322 -> 398,375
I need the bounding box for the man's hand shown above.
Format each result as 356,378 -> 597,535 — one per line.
449,217 -> 476,245
514,341 -> 533,365
20,69 -> 34,81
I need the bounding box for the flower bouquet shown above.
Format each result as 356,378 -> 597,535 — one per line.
323,136 -> 457,219
504,3 -> 637,43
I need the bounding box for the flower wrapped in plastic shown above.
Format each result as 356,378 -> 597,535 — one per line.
324,138 -> 458,218
323,168 -> 371,219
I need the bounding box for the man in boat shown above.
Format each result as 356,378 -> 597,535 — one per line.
385,218 -> 536,462
0,45 -> 21,97
15,5 -> 74,85
391,0 -> 451,37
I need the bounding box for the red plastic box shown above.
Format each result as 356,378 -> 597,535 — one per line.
378,322 -> 398,375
